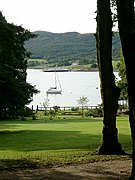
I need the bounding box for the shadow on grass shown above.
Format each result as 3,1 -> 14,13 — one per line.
0,116 -> 131,155
0,129 -> 100,151
0,128 -> 131,152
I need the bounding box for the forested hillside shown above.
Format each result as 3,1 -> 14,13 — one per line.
25,31 -> 121,66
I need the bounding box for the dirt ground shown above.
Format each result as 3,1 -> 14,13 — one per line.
0,159 -> 132,180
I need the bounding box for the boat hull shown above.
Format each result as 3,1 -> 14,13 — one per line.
46,90 -> 62,94
43,68 -> 69,72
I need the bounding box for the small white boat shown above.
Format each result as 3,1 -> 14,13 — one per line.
46,87 -> 62,94
46,72 -> 62,94
43,68 -> 69,72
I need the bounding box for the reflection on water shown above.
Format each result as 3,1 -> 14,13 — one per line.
27,69 -> 118,109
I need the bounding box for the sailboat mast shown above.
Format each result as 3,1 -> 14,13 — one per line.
57,73 -> 62,90
54,71 -> 57,88
46,68 -> 62,94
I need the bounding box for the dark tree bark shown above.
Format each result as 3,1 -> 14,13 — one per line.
96,0 -> 125,154
116,0 -> 135,178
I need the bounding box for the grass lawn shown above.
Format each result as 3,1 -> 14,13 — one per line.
0,116 -> 132,170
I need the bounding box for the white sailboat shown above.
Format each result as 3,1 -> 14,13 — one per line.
46,71 -> 62,94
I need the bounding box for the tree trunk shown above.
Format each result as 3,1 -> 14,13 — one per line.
116,0 -> 135,178
129,97 -> 135,179
96,0 -> 125,154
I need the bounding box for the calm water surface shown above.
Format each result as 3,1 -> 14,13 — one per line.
27,69 -> 119,109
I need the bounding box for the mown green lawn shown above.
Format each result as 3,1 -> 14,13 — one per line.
0,116 -> 132,169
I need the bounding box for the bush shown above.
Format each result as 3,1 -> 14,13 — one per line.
53,106 -> 60,112
85,108 -> 103,117
93,108 -> 103,117
19,107 -> 33,118
71,107 -> 79,111
49,110 -> 57,120
85,109 -> 94,117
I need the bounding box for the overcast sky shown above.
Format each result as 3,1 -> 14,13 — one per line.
1,0 -> 97,34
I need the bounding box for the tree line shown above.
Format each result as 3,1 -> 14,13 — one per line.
0,12 -> 39,119
25,31 -> 121,67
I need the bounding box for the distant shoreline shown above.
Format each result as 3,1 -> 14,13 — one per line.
27,67 -> 118,72
27,67 -> 99,72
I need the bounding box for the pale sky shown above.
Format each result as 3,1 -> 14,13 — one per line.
1,0 -> 97,34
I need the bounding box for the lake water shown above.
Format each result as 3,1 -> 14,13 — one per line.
27,69 -> 119,109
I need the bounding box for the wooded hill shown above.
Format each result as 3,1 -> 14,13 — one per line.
25,31 -> 121,66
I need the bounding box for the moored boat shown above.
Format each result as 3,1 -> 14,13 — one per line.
46,71 -> 62,94
43,68 -> 69,72
46,87 -> 62,94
